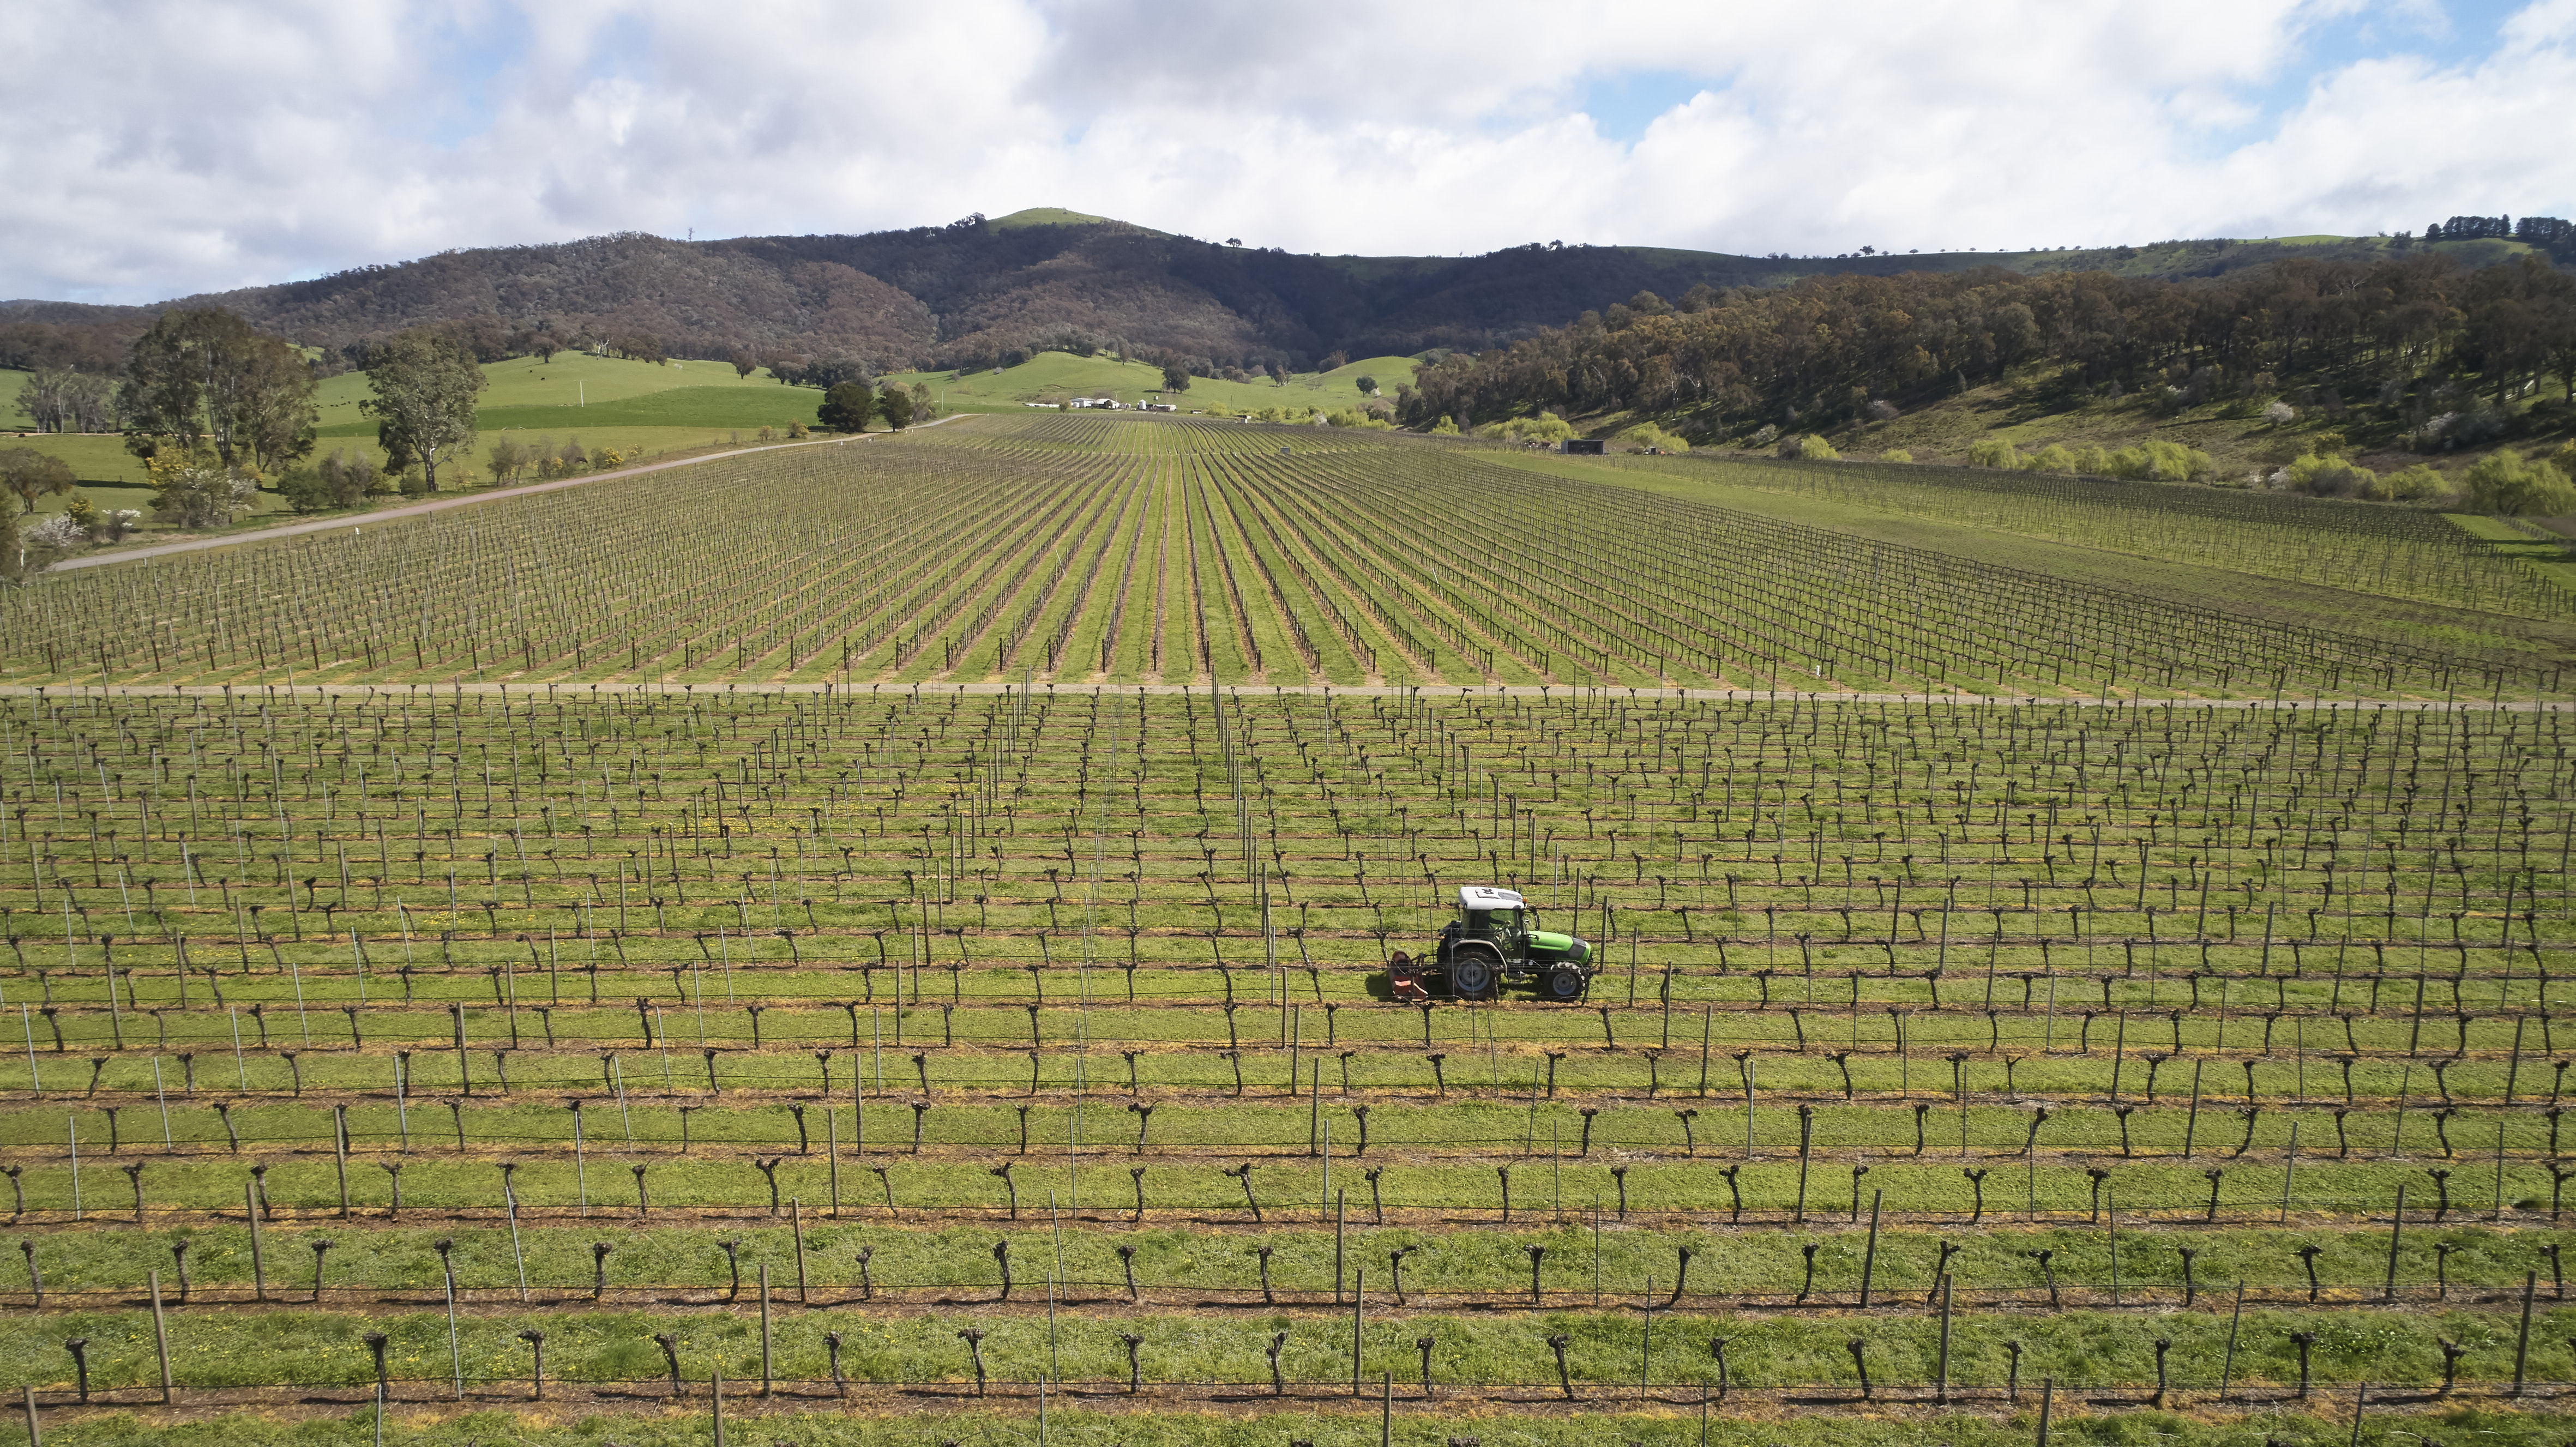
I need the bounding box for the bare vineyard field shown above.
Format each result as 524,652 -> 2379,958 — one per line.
3,415 -> 2566,700
0,415 -> 2572,1447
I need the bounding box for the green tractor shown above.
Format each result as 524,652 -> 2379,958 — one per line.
1387,885 -> 1598,1002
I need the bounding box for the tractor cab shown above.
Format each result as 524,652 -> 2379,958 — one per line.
1388,885 -> 1597,1002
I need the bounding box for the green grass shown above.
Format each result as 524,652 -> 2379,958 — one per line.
881,355 -> 1416,419
311,353 -> 784,421
985,207 -> 1123,231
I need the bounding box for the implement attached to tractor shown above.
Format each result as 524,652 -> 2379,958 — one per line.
1386,885 -> 1598,1002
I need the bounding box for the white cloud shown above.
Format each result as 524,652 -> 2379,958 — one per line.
0,0 -> 2568,303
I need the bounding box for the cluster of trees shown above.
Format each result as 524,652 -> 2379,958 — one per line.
1395,252 -> 2576,439
762,353 -> 874,389
279,449 -> 385,513
817,379 -> 935,433
117,309 -> 486,513
119,309 -> 322,475
13,369 -> 117,432
2427,216 -> 2576,262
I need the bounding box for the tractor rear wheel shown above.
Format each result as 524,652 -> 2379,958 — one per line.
1542,967 -> 1588,1001
1448,945 -> 1501,1000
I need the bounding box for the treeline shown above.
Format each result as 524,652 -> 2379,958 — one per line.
1396,251 -> 2576,436
0,317 -> 136,374
2427,214 -> 2576,262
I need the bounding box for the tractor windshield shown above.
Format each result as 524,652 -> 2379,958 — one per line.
1464,907 -> 1524,938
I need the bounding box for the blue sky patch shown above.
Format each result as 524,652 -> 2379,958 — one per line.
1579,70 -> 1712,145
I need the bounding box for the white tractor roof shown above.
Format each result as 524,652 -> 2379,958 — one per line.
1459,885 -> 1525,911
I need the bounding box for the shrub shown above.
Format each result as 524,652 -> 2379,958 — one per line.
1879,449 -> 1913,463
144,453 -> 257,529
2030,443 -> 2079,473
2277,453 -> 2375,498
2265,400 -> 2296,425
1427,415 -> 1460,436
483,439 -> 526,488
1864,400 -> 1900,421
2071,443 -> 2203,481
1797,434 -> 1840,461
26,514 -> 87,551
2370,463 -> 2449,502
2415,408 -> 2506,450
1966,438 -> 2021,469
1615,423 -> 1689,454
1749,424 -> 1780,448
1496,413 -> 1574,444
2460,448 -> 2576,515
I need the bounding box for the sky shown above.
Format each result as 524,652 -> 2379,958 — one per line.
4,0 -> 2572,305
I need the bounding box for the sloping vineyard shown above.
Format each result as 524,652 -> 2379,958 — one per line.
0,416 -> 2561,699
1660,451 -> 2576,622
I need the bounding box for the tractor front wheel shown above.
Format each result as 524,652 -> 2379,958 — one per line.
1542,967 -> 1588,1001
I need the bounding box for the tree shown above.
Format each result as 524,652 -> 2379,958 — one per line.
118,308 -> 319,475
732,352 -> 758,380
877,384 -> 914,430
63,375 -> 116,433
486,437 -> 534,487
1161,364 -> 1191,393
818,382 -> 875,432
15,370 -> 67,432
1320,351 -> 1349,371
0,449 -> 76,513
359,329 -> 486,493
1354,375 -> 1377,395
907,382 -> 937,420
2461,448 -> 2576,515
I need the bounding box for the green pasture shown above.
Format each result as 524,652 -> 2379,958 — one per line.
881,354 -> 1417,418
309,352 -> 783,421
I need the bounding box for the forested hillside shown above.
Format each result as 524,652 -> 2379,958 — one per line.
1397,250 -> 2576,446
7,210 -> 2560,383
